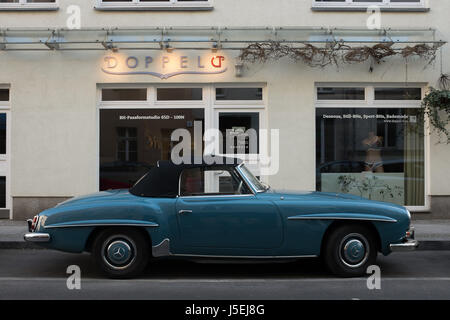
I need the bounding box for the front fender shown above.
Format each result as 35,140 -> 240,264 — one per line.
35,199 -> 173,253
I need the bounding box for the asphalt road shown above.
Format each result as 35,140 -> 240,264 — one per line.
0,249 -> 449,300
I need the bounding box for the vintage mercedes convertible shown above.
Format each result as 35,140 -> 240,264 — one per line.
25,157 -> 418,278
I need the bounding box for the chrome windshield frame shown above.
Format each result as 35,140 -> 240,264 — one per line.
236,163 -> 267,194
177,163 -> 256,197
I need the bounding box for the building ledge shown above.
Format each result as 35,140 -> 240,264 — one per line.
311,7 -> 430,13
0,4 -> 59,11
94,4 -> 213,11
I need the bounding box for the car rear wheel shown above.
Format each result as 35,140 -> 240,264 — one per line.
323,225 -> 377,277
92,228 -> 150,279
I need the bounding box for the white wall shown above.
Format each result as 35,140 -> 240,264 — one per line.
0,0 -> 449,197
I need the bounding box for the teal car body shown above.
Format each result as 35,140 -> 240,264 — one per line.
25,157 -> 417,277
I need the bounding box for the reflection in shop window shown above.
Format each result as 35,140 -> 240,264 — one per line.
100,108 -> 204,191
375,88 -> 422,100
117,127 -> 137,162
102,89 -> 147,101
317,87 -> 365,100
157,88 -> 202,101
216,88 -> 263,101
316,108 -> 424,206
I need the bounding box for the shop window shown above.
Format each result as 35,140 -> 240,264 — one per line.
102,89 -> 147,101
157,88 -> 202,101
316,107 -> 424,206
0,114 -> 6,155
100,108 -> 204,191
0,89 -> 8,102
317,87 -> 365,100
216,88 -> 263,101
219,112 -> 260,155
375,88 -> 422,100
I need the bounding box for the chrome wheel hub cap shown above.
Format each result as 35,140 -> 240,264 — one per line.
102,236 -> 136,270
343,239 -> 365,264
339,233 -> 369,268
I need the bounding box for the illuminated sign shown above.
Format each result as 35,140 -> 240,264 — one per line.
101,54 -> 228,79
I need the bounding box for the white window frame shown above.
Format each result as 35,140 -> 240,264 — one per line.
312,0 -> 427,10
315,83 -> 430,212
0,86 -> 11,218
0,0 -> 59,11
95,0 -> 213,11
97,83 -> 267,190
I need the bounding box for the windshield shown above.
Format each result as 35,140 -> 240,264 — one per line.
238,164 -> 268,193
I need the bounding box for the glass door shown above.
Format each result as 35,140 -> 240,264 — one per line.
213,109 -> 265,182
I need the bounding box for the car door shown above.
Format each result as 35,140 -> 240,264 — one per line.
175,166 -> 283,251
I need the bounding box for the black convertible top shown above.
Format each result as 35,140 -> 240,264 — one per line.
129,156 -> 242,198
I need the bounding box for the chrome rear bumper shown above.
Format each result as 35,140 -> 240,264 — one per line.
24,233 -> 51,243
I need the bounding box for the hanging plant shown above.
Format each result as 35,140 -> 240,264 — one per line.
438,73 -> 450,90
419,87 -> 450,143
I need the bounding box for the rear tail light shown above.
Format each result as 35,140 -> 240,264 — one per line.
30,215 -> 39,232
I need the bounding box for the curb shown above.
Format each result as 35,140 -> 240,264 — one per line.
1,240 -> 450,251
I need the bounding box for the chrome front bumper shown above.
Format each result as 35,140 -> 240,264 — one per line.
389,227 -> 419,252
24,233 -> 51,243
390,239 -> 419,251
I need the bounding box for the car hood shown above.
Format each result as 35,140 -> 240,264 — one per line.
259,189 -> 407,213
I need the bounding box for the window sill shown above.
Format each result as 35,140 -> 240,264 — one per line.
0,4 -> 59,11
95,4 -> 213,11
311,6 -> 429,12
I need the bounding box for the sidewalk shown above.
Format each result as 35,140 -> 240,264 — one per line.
1,219 -> 450,250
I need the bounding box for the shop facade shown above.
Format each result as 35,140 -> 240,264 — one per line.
0,0 -> 449,220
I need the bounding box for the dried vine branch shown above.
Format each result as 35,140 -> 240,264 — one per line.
238,41 -> 443,68
343,42 -> 396,64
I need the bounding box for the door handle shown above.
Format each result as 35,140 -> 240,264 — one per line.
178,210 -> 193,215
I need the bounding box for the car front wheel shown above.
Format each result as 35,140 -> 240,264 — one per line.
92,228 -> 150,279
323,225 -> 377,277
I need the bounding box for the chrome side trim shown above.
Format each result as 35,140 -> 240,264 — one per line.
44,223 -> 159,229
152,238 -> 171,257
170,254 -> 318,259
24,233 -> 51,243
287,216 -> 397,223
178,194 -> 255,199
